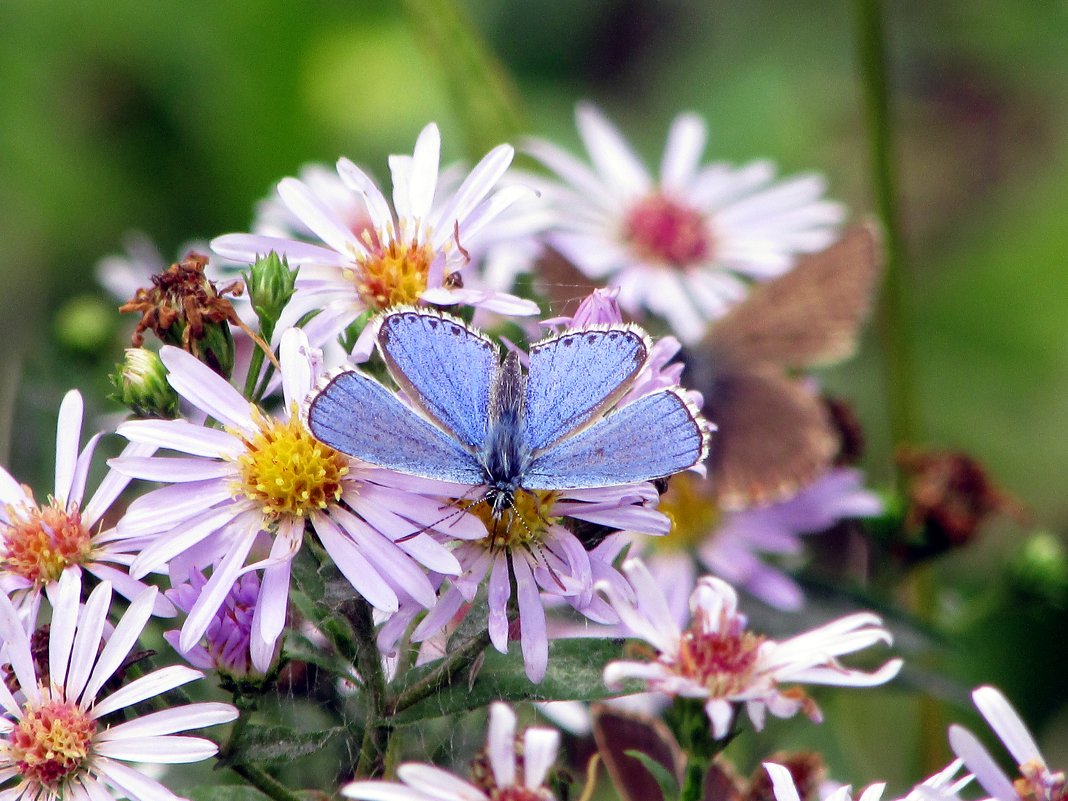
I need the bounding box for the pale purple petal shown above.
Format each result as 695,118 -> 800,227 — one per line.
159,346 -> 252,430
93,757 -> 181,801
69,432 -> 104,510
66,581 -> 113,704
116,419 -> 244,459
98,703 -> 237,740
513,554 -> 547,682
212,233 -> 348,267
949,725 -> 1019,801
487,703 -> 516,787
94,736 -> 220,763
129,505 -> 242,577
82,441 -> 156,527
278,177 -> 362,257
82,586 -> 160,703
313,512 -> 399,613
487,553 -> 511,653
972,686 -> 1045,768
109,456 -> 232,483
179,527 -> 259,651
522,727 -> 559,789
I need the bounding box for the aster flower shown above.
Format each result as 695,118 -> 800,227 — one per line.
411,481 -> 670,683
0,389 -> 170,623
599,558 -> 901,738
110,328 -> 485,672
765,760 -> 970,801
0,570 -> 237,801
211,123 -> 540,352
654,468 -> 882,610
164,569 -> 263,679
343,703 -> 560,801
949,686 -> 1065,801
526,103 -> 845,342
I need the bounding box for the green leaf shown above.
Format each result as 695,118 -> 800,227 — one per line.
224,723 -> 343,767
392,638 -> 639,724
624,749 -> 680,801
282,632 -> 356,680
399,0 -> 524,156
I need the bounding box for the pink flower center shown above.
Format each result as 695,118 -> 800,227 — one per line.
3,500 -> 92,585
1016,762 -> 1067,801
677,619 -> 764,697
9,700 -> 96,788
490,788 -> 554,801
623,194 -> 710,267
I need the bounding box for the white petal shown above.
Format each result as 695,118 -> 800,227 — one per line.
660,112 -> 707,192
66,581 -> 113,704
430,144 -> 514,237
279,177 -> 362,258
54,390 -> 84,507
0,589 -> 40,704
337,158 -> 395,236
407,123 -> 441,224
94,735 -> 219,763
279,328 -> 314,410
93,757 -> 181,801
487,703 -> 516,787
396,764 -> 488,801
179,528 -> 258,652
69,432 -> 104,510
314,514 -> 399,613
948,725 -> 1018,801
83,441 -> 156,527
575,102 -> 652,198
522,727 -> 559,789
764,763 -> 803,801
129,505 -> 240,577
81,587 -> 158,704
109,457 -> 232,483
49,568 -> 82,696
211,233 -> 348,267
343,781 -> 440,801
99,703 -> 237,739
90,665 -> 204,719
973,685 -> 1045,768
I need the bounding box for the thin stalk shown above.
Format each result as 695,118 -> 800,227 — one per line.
230,763 -> 304,801
242,346 -> 266,401
384,629 -> 491,716
856,0 -> 920,465
347,598 -> 390,778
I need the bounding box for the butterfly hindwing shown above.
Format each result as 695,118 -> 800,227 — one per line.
524,326 -> 649,452
378,308 -> 500,449
706,224 -> 881,370
706,368 -> 837,510
307,370 -> 485,485
523,388 -> 707,489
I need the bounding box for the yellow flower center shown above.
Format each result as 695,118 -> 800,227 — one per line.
348,235 -> 433,310
656,472 -> 720,552
235,407 -> 350,519
2,498 -> 93,585
9,700 -> 96,788
470,490 -> 561,551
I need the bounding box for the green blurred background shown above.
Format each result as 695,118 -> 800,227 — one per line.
3,0 -> 1068,793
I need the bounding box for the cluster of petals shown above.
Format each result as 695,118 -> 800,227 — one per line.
950,686 -> 1066,801
764,759 -> 971,801
109,329 -> 484,672
599,558 -> 902,738
344,703 -> 559,801
0,570 -> 236,801
0,390 -> 167,623
212,122 -> 540,355
526,103 -> 845,342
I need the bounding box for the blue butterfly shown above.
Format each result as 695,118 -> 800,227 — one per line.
307,308 -> 710,516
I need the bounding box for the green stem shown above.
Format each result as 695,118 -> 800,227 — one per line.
384,629 -> 491,716
679,760 -> 707,801
346,598 -> 390,778
855,0 -> 920,467
242,345 -> 266,401
230,763 -> 304,801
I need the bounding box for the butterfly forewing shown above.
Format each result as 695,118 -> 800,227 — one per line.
524,326 -> 649,453
523,389 -> 707,489
307,370 -> 485,485
706,224 -> 881,369
706,369 -> 836,510
378,308 -> 500,449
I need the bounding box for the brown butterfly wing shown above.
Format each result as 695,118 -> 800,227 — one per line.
706,368 -> 837,511
592,705 -> 685,801
706,224 -> 882,370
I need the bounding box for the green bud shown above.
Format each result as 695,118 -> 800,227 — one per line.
244,252 -> 297,344
109,348 -> 180,419
1009,531 -> 1068,607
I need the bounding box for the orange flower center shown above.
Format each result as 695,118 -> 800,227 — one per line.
349,236 -> 433,310
3,500 -> 93,585
469,490 -> 561,552
623,194 -> 710,267
9,700 -> 96,788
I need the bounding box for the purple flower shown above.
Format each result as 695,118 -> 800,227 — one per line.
526,104 -> 845,342
110,329 -> 484,672
600,558 -> 901,738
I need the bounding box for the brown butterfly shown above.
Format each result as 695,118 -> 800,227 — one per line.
688,224 -> 883,511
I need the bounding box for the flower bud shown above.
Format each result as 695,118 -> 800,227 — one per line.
243,251 -> 297,343
109,348 -> 180,419
1008,532 -> 1068,607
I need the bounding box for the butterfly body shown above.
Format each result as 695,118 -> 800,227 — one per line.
307,308 -> 710,519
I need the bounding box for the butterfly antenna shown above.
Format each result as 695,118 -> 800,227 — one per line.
394,485 -> 488,544
505,496 -> 568,593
